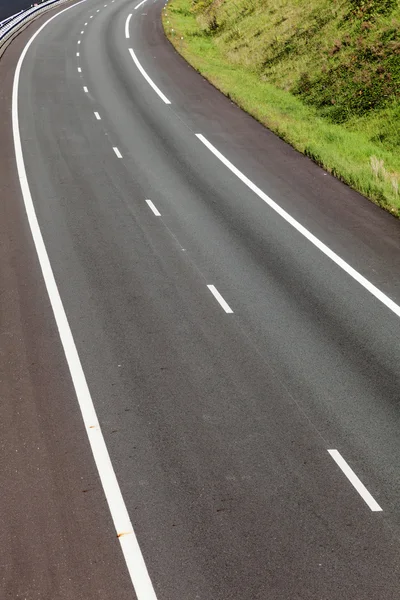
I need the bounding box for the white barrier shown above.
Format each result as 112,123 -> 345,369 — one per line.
0,0 -> 69,51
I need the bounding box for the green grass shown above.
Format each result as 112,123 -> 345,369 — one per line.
163,0 -> 400,215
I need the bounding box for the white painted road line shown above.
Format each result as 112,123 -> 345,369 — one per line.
84,21 -> 88,25
78,40 -> 81,44
125,13 -> 132,39
135,0 -> 148,9
76,52 -> 80,56
80,30 -> 84,34
196,134 -> 400,322
83,86 -> 88,93
145,200 -> 161,216
128,48 -> 171,104
113,147 -> 123,158
94,112 -> 101,120
328,450 -> 382,512
207,285 -> 234,314
78,67 -> 82,72
13,5 -> 159,600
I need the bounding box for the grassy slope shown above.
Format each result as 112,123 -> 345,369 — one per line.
163,0 -> 400,215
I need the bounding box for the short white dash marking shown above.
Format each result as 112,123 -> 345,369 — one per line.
113,147 -> 123,158
94,111 -> 101,120
90,15 -> 93,18
128,48 -> 171,104
328,450 -> 382,512
83,86 -> 88,93
145,200 -> 161,216
97,8 -> 100,12
76,52 -> 80,56
81,30 -> 84,33
78,40 -> 81,44
78,67 -> 82,72
125,13 -> 132,39
207,285 -> 233,314
195,134 -> 400,322
84,22 -> 88,25
135,0 -> 148,9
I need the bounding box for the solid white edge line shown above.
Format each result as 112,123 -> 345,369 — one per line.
94,111 -> 101,120
12,4 -> 158,600
113,147 -> 123,158
145,199 -> 161,216
135,0 -> 148,10
195,134 -> 400,321
125,13 -> 132,39
207,285 -> 233,314
128,48 -> 171,104
328,450 -> 382,512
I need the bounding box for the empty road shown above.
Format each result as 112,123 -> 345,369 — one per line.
1,0 -> 400,597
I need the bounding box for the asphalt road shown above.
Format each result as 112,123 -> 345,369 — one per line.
2,0 -> 400,597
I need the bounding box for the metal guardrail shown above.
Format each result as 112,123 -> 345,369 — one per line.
0,0 -> 68,49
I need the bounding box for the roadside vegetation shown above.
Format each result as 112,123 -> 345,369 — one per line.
163,0 -> 400,215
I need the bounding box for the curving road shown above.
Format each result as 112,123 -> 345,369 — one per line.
2,0 -> 400,597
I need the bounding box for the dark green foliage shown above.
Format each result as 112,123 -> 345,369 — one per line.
349,0 -> 397,19
292,19 -> 400,123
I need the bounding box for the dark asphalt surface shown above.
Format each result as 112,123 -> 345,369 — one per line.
2,0 -> 400,597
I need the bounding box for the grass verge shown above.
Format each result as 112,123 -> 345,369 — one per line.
162,0 -> 400,216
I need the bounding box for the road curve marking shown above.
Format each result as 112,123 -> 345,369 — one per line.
12,4 -> 158,599
328,450 -> 382,511
135,0 -> 148,10
128,48 -> 171,104
125,13 -> 132,39
195,134 -> 400,321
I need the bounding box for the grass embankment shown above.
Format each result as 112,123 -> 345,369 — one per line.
162,0 -> 400,215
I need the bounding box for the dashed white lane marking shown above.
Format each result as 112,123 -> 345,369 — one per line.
195,134 -> 400,321
328,450 -> 382,512
94,111 -> 101,120
96,9 -> 100,12
125,13 -> 132,39
83,86 -> 88,93
78,67 -> 82,72
76,52 -> 80,56
80,30 -> 84,33
84,21 -> 88,25
128,48 -> 170,104
113,147 -> 123,158
135,0 -> 148,9
13,4 -> 159,600
145,199 -> 161,216
78,40 -> 81,44
207,285 -> 234,314
90,15 -> 93,18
